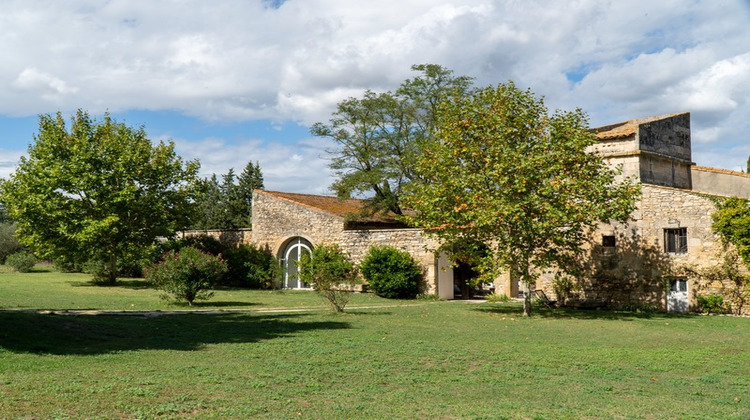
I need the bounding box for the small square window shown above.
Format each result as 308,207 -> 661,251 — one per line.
602,235 -> 616,248
664,228 -> 687,254
670,278 -> 688,292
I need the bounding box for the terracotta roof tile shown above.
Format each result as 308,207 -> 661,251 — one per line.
693,165 -> 750,178
592,112 -> 688,140
257,190 -> 364,217
256,190 -> 410,229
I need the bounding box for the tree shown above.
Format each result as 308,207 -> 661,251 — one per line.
193,174 -> 225,229
312,64 -> 473,215
0,110 -> 200,283
712,197 -> 750,264
403,83 -> 640,316
297,244 -> 360,313
191,161 -> 264,229
0,203 -> 11,223
0,222 -> 22,264
236,160 -> 264,225
706,197 -> 750,314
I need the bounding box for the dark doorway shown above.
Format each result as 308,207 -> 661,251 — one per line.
453,261 -> 480,299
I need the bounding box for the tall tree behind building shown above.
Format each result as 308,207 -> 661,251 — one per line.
192,161 -> 264,229
312,64 -> 473,215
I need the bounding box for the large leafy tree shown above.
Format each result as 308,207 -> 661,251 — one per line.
403,83 -> 640,316
312,64 -> 473,215
0,110 -> 200,283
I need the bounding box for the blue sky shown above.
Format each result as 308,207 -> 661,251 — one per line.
1,0 -> 749,193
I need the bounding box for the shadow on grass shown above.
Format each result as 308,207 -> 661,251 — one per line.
0,311 -> 350,355
188,301 -> 259,308
474,303 -> 698,321
67,279 -> 152,289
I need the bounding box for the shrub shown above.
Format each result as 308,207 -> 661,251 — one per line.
486,293 -> 510,303
0,223 -> 22,264
145,247 -> 228,305
360,245 -> 422,299
697,294 -> 725,315
620,302 -> 661,313
298,244 -> 360,312
6,251 -> 37,272
222,244 -> 279,288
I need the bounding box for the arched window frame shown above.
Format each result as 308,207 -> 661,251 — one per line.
280,237 -> 313,289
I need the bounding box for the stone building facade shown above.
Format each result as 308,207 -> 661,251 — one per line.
249,190 -> 454,297
542,112 -> 750,314
195,112 -> 748,314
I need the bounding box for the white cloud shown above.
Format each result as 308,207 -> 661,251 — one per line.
172,135 -> 336,195
13,68 -> 79,102
1,0 -> 750,183
0,149 -> 25,180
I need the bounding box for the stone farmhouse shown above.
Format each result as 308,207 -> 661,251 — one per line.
199,112 -> 750,314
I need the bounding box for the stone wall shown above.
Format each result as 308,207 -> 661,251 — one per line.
178,228 -> 253,248
251,190 -> 343,255
639,153 -> 692,189
692,166 -> 750,199
638,113 -> 691,161
340,228 -> 443,294
537,184 -> 750,315
251,190 -> 444,294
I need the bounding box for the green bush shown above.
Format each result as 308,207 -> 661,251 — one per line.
298,244 -> 360,312
153,234 -> 226,262
0,223 -> 22,264
6,251 -> 37,273
486,293 -> 510,303
620,302 -> 661,314
145,246 -> 228,305
697,294 -> 725,315
222,244 -> 279,288
360,245 -> 422,299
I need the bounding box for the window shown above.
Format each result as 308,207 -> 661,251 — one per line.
664,228 -> 687,254
669,278 -> 688,293
602,235 -> 616,248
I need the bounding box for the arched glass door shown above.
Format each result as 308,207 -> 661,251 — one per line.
281,237 -> 313,289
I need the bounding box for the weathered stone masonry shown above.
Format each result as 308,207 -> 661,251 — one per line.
250,190 -> 446,295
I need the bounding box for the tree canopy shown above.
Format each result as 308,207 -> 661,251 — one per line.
403,83 -> 640,315
712,197 -> 750,264
191,161 -> 264,229
0,110 -> 200,283
312,64 -> 473,215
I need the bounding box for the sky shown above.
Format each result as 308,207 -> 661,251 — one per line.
1,0 -> 749,194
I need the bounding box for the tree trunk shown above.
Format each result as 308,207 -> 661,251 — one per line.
523,280 -> 531,317
107,253 -> 117,285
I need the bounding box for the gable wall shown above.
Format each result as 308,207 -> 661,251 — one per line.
251,191 -> 344,255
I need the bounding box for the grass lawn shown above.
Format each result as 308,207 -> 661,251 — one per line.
2,267 -> 750,418
0,265 -> 407,311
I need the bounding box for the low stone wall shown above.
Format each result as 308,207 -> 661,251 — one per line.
178,228 -> 253,248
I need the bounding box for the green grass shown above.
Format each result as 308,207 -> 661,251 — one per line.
0,265 -> 408,311
2,268 -> 750,418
